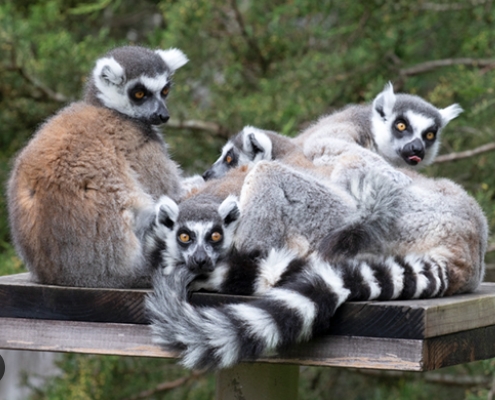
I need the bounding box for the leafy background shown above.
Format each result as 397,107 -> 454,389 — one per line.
1,0 -> 494,398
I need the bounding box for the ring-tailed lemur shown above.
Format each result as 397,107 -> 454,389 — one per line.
151,193 -> 241,282
202,84 -> 462,181
147,156 -> 487,370
204,123 -> 412,190
8,46 -> 188,288
295,82 -> 463,168
151,161 -> 402,294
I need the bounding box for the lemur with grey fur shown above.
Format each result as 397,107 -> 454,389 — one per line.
295,82 -> 463,168
8,46 -> 188,288
147,139 -> 487,370
203,84 -> 462,182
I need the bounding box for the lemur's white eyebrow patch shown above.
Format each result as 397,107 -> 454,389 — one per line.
139,75 -> 170,92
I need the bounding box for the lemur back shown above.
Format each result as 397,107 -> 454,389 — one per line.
8,46 -> 188,288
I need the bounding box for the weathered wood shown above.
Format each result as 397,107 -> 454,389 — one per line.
2,317 -> 495,371
216,363 -> 299,400
2,273 -> 495,340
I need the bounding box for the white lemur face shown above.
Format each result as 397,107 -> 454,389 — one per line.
203,126 -> 273,180
155,195 -> 240,276
371,82 -> 463,168
90,46 -> 188,125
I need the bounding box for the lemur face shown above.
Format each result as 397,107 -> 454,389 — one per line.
91,46 -> 188,125
155,195 -> 240,276
371,82 -> 463,168
203,126 -> 273,180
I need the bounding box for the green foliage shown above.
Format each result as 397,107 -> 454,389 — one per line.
0,0 -> 494,398
27,354 -> 215,400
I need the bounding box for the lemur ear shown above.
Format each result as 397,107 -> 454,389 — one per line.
156,196 -> 179,230
93,57 -> 125,86
242,126 -> 273,161
439,104 -> 463,126
373,81 -> 396,119
218,195 -> 240,226
155,48 -> 189,72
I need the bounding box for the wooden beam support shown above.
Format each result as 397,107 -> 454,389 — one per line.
216,363 -> 299,400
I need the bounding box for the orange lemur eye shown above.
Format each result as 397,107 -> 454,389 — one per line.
134,91 -> 145,100
225,155 -> 233,164
178,233 -> 190,243
211,232 -> 222,242
396,122 -> 407,131
161,86 -> 170,96
425,132 -> 435,140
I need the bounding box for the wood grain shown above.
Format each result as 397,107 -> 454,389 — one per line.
2,273 -> 495,340
2,317 -> 495,371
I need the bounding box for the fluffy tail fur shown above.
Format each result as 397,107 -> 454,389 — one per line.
146,250 -> 448,370
319,171 -> 404,259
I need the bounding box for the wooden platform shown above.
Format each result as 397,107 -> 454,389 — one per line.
2,273 -> 495,372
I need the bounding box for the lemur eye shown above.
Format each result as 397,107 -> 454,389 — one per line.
161,86 -> 170,96
225,155 -> 232,164
134,91 -> 145,100
425,132 -> 435,140
396,122 -> 407,131
178,233 -> 190,243
211,232 -> 222,242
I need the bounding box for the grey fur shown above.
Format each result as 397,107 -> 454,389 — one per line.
147,130 -> 487,369
296,82 -> 463,169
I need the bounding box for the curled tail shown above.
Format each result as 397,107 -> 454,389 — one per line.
319,171 -> 404,259
146,251 -> 448,370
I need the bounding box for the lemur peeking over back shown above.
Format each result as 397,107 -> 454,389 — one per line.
202,83 -> 462,181
8,46 -> 188,288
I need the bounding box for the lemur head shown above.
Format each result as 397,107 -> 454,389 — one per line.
155,194 -> 240,276
371,82 -> 463,168
84,46 -> 188,125
203,126 -> 273,180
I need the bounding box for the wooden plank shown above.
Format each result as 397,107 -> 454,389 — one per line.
0,317 -> 425,370
2,317 -> 495,371
0,273 -> 248,325
2,273 -> 495,340
331,284 -> 495,339
423,325 -> 495,370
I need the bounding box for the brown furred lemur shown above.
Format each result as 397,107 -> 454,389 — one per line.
8,45 -> 188,288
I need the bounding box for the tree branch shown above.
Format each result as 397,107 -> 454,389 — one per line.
121,371 -> 204,400
166,118 -> 232,139
400,58 -> 495,77
6,43 -> 69,103
419,0 -> 491,11
433,142 -> 495,164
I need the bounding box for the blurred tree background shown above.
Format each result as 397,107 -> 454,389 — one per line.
1,0 -> 494,398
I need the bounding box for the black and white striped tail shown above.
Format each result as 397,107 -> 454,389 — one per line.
146,251 -> 449,370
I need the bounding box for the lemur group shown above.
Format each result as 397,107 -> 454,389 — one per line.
7,46 -> 488,370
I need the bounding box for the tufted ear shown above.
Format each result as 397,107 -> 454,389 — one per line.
155,48 -> 189,72
93,57 -> 125,86
242,126 -> 273,161
156,196 -> 179,230
439,104 -> 463,126
372,82 -> 396,119
218,195 -> 240,227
